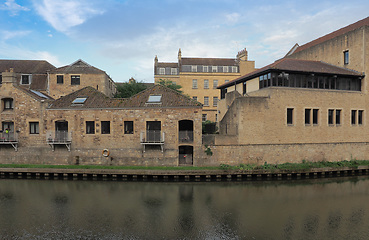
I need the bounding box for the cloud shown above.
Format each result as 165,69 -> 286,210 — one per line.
32,0 -> 104,33
0,0 -> 29,16
0,30 -> 31,41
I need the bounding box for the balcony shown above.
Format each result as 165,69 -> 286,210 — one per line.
179,130 -> 193,143
47,131 -> 72,151
0,132 -> 18,151
140,130 -> 165,152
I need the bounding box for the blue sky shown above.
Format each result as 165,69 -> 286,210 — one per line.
0,0 -> 369,83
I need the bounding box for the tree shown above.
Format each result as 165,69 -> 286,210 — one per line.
158,79 -> 183,93
114,78 -> 147,98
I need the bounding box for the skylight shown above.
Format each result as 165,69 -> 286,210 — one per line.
147,95 -> 162,103
72,97 -> 87,104
30,90 -> 49,99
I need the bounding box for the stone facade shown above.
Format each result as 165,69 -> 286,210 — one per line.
48,59 -> 116,99
154,48 -> 255,122
212,17 -> 369,165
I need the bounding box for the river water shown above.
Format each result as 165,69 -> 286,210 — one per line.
0,176 -> 369,239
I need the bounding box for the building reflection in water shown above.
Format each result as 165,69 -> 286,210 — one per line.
0,177 -> 368,239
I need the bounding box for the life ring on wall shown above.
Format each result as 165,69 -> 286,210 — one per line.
102,149 -> 110,157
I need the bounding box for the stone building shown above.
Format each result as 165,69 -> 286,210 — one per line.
0,75 -> 203,166
214,16 -> 369,165
154,48 -> 256,122
48,59 -> 116,99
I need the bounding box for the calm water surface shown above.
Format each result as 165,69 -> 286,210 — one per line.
0,177 -> 369,239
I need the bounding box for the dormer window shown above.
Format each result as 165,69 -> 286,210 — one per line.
147,95 -> 162,103
3,98 -> 13,110
21,74 -> 31,85
72,97 -> 87,104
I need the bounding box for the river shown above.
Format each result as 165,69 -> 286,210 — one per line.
0,176 -> 369,239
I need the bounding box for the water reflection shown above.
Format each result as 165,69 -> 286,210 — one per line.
0,177 -> 369,239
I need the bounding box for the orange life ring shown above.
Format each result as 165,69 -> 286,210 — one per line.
102,149 -> 110,157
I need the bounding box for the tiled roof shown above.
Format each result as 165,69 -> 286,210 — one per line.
291,16 -> 369,54
48,85 -> 202,109
181,57 -> 238,66
157,62 -> 178,68
218,58 -> 363,89
0,60 -> 55,73
30,74 -> 48,91
50,59 -> 106,74
17,86 -> 54,101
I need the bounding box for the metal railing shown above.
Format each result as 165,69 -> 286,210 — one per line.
140,131 -> 165,143
179,131 -> 193,143
0,132 -> 18,142
46,131 -> 72,143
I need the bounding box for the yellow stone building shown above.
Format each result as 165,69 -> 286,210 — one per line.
154,48 -> 255,122
213,16 -> 369,165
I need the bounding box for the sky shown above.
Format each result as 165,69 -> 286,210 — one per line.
0,0 -> 369,83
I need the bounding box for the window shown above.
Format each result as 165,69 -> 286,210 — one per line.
212,66 -> 217,72
192,66 -> 197,72
344,50 -> 349,65
71,75 -> 80,85
213,80 -> 218,89
225,80 -> 229,83
204,79 -> 209,89
203,66 -> 208,72
3,98 -> 13,110
328,109 -> 334,125
72,97 -> 87,104
0,75 -> 2,84
159,68 -> 165,75
329,109 -> 341,125
204,96 -> 209,106
147,95 -> 162,103
287,108 -> 294,125
336,110 -> 341,125
192,79 -> 198,89
29,122 -> 39,134
358,110 -> 363,125
232,66 -> 238,73
351,110 -> 357,125
86,121 -> 95,134
213,97 -> 218,107
305,109 -> 319,125
223,66 -> 228,73
57,75 -> 64,84
192,96 -> 197,101
305,109 -> 311,125
202,114 -> 207,121
352,110 -> 364,125
171,68 -> 177,75
313,109 -> 319,125
21,75 -> 31,85
101,121 -> 110,134
124,121 -> 134,134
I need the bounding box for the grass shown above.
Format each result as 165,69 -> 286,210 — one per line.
219,159 -> 369,171
0,159 -> 369,172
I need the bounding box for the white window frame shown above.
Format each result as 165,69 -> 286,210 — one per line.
171,68 -> 177,75
203,66 -> 208,72
212,66 -> 217,72
213,80 -> 218,89
159,68 -> 165,75
232,66 -> 238,73
192,79 -> 198,89
213,97 -> 218,107
204,79 -> 209,89
223,66 -> 228,73
204,96 -> 209,106
192,66 -> 197,72
21,74 -> 31,85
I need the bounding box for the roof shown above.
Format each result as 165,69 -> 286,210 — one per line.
48,85 -> 202,109
218,58 -> 363,89
0,60 -> 55,73
50,59 -> 106,74
181,57 -> 238,66
16,86 -> 54,101
157,62 -> 178,68
289,16 -> 369,55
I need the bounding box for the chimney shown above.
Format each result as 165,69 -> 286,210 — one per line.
236,48 -> 248,62
2,69 -> 17,84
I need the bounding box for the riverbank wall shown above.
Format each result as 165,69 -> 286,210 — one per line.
0,166 -> 368,181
